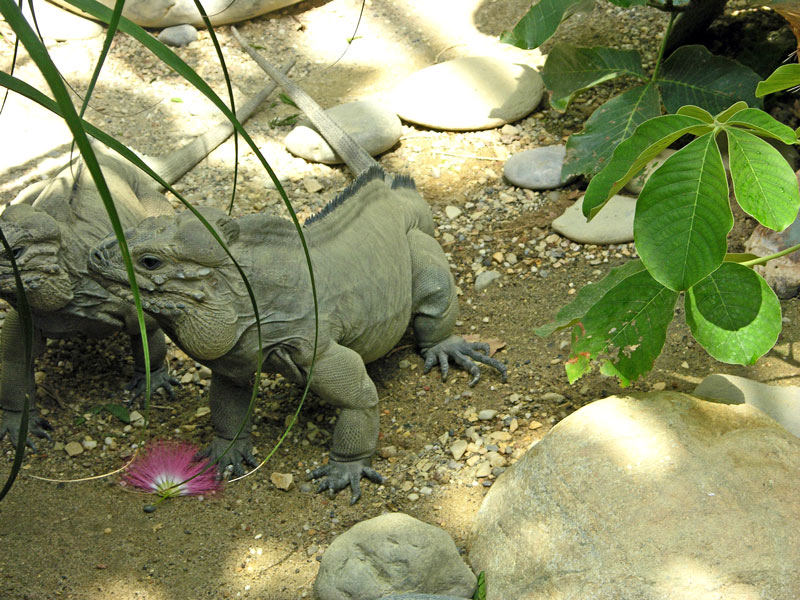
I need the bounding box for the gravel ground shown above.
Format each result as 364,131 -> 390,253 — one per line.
1,2 -> 799,599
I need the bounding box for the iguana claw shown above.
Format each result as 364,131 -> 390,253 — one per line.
0,410 -> 52,452
196,436 -> 258,477
125,365 -> 180,402
422,334 -> 507,386
310,458 -> 383,504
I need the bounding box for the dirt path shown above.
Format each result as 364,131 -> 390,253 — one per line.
1,2 -> 799,599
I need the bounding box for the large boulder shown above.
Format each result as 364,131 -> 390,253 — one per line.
315,513 -> 476,600
49,0 -> 302,27
470,392 -> 800,600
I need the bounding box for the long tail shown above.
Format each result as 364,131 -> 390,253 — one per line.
231,27 -> 378,177
149,60 -> 295,188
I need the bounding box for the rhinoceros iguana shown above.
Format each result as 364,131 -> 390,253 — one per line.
88,34 -> 507,503
0,68 -> 289,450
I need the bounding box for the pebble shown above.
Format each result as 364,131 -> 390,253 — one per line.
194,406 -> 211,418
379,445 -> 398,459
407,493 -> 420,501
157,24 -> 198,47
81,439 -> 97,450
474,270 -> 501,292
286,100 -> 401,164
652,382 -> 667,391
450,439 -> 468,461
302,177 -> 323,194
64,441 -> 83,456
270,472 -> 294,491
398,359 -> 411,369
503,145 -> 577,189
392,56 -> 545,131
551,195 -> 636,244
475,462 -> 492,478
478,409 -> 498,421
445,205 -> 463,219
129,411 -> 145,427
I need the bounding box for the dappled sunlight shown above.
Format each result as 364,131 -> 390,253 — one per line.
654,556 -> 762,600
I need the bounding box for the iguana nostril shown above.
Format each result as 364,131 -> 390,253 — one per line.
90,247 -> 105,265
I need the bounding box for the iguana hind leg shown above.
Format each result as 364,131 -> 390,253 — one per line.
307,342 -> 383,503
408,229 -> 507,386
0,309 -> 50,450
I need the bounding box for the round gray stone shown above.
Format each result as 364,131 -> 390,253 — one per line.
470,392 -> 800,600
284,100 -> 402,165
157,24 -> 198,47
503,145 -> 576,190
551,194 -> 636,244
392,57 -> 544,131
314,512 -> 476,600
474,270 -> 501,291
51,0 -> 302,27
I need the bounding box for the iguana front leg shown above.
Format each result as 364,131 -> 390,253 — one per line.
0,309 -> 50,450
307,342 -> 383,504
197,371 -> 257,476
408,229 -> 507,386
126,325 -> 179,402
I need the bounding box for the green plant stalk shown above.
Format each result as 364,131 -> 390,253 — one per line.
740,242 -> 800,267
650,11 -> 678,82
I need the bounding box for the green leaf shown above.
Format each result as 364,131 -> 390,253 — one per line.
726,127 -> 800,230
583,113 -> 712,217
568,269 -> 679,384
562,82 -> 662,180
676,105 -> 714,123
102,403 -> 131,424
634,132 -> 732,290
542,45 -> 646,111
499,0 -> 587,50
473,572 -> 486,600
715,101 -> 748,123
535,259 -> 648,337
658,45 -> 762,112
756,63 -> 800,97
726,107 -> 798,145
685,263 -> 781,364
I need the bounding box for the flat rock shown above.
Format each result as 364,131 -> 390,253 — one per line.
157,24 -> 198,47
21,0 -> 103,40
503,145 -> 576,190
315,513 -> 475,600
474,270 -> 501,291
393,57 -> 544,131
470,392 -> 800,600
285,100 -> 401,164
694,373 -> 800,437
51,0 -> 302,27
623,149 -> 676,195
551,194 -> 635,244
744,213 -> 800,298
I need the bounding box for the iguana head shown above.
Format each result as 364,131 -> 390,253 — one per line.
89,209 -> 243,361
0,203 -> 74,311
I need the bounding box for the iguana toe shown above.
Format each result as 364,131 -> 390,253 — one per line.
125,365 -> 180,402
422,335 -> 507,386
0,410 -> 52,451
310,458 -> 383,504
197,436 -> 258,477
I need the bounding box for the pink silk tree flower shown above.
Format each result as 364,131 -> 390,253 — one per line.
122,440 -> 222,498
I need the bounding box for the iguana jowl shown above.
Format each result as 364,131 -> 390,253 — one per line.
88,35 -> 507,503
0,71 -> 288,450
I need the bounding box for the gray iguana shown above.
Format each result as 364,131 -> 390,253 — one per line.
88,34 -> 507,503
0,69 -> 289,450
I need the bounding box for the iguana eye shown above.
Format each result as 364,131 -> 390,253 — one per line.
138,255 -> 162,271
10,246 -> 24,260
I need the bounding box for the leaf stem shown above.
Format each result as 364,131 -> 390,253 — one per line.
740,242 -> 800,267
651,11 -> 678,82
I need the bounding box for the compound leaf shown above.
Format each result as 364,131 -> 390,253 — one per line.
726,107 -> 798,145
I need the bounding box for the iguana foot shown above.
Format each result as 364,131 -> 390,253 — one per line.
0,410 -> 52,451
310,458 -> 383,504
422,334 -> 507,387
196,436 -> 258,477
124,365 -> 179,402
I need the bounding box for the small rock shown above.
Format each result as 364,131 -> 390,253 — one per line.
81,439 -> 97,450
379,445 -> 398,459
408,493 -> 420,501
450,439 -> 468,461
652,382 -> 667,391
181,372 -> 195,384
528,420 -> 543,430
503,145 -> 577,190
393,56 -> 544,131
129,411 -> 145,427
398,359 -> 412,369
194,406 -> 210,418
64,441 -> 84,456
157,24 -> 198,47
302,177 -> 324,194
541,392 -> 565,402
491,252 -> 504,264
551,194 -> 636,244
286,100 -> 401,164
270,472 -> 294,491
474,270 -> 501,292
445,205 -> 463,219
477,409 -> 498,421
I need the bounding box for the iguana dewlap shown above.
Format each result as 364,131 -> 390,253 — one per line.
0,72 -> 288,451
88,38 -> 507,502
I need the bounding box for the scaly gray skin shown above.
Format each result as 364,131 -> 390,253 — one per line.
0,69 -> 290,450
88,38 -> 507,503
